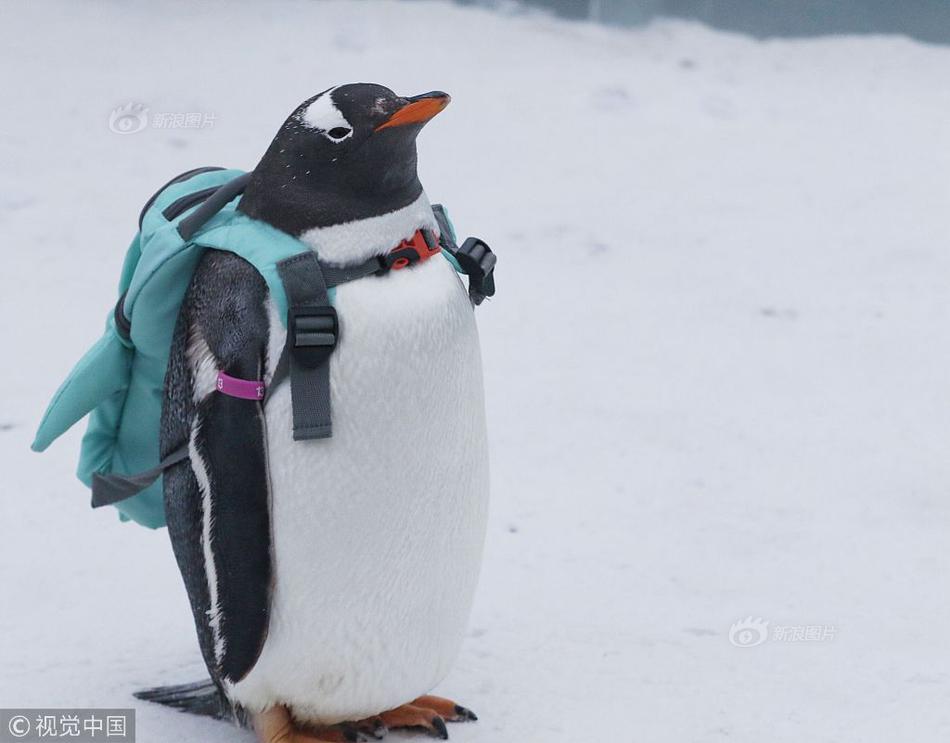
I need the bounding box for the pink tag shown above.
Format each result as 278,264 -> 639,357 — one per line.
216,371 -> 265,401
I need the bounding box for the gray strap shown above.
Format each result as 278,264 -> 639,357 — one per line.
91,444 -> 189,508
177,172 -> 253,241
319,256 -> 381,288
276,252 -> 336,441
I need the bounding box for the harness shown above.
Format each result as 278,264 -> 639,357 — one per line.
218,227 -> 443,404
86,171 -> 496,514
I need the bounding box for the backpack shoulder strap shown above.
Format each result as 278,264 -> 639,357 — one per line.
178,182 -> 338,442
177,172 -> 254,241
275,253 -> 337,440
137,167 -> 226,229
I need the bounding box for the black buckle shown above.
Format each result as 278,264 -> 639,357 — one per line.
288,306 -> 338,368
456,237 -> 497,305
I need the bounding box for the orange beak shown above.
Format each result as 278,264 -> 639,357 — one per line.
375,92 -> 450,132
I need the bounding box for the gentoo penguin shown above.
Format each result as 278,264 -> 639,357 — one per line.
157,84 -> 489,742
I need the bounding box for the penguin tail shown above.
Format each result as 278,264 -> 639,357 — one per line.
134,679 -> 235,721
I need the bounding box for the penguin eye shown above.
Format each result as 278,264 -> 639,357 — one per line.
326,127 -> 352,141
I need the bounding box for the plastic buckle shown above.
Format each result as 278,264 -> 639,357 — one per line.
378,230 -> 441,272
456,237 -> 497,305
379,246 -> 421,272
288,305 -> 338,368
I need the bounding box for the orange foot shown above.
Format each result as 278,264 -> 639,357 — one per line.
254,706 -> 387,743
254,697 -> 477,743
375,695 -> 478,740
254,705 -> 340,743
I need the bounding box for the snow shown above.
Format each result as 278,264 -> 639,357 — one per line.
2,1 -> 950,740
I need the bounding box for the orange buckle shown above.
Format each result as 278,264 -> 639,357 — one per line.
383,229 -> 441,271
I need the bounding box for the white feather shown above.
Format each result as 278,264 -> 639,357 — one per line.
189,422 -> 227,664
298,191 -> 439,266
186,327 -> 218,403
300,87 -> 353,141
185,327 -> 227,663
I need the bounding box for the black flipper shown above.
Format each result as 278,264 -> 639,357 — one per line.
160,249 -> 273,690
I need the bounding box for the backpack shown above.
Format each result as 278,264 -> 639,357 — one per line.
31,167 -> 496,529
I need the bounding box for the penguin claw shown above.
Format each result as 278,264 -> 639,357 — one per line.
370,722 -> 388,739
309,724 -> 369,743
353,718 -> 387,740
340,727 -> 369,743
372,695 -> 477,739
453,705 -> 478,722
411,695 -> 478,724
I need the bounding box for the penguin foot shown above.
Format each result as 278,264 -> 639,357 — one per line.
254,706 -> 372,743
253,697 -> 476,743
410,695 -> 478,724
372,695 -> 478,739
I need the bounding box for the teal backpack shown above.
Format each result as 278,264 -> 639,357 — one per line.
32,167 -> 496,529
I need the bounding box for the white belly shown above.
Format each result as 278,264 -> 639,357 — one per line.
229,255 -> 490,724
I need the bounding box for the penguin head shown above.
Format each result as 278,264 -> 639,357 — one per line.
238,83 -> 450,235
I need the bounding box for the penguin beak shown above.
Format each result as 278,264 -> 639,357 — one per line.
375,92 -> 450,132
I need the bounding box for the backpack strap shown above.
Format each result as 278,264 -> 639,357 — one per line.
178,172 -> 254,241
91,444 -> 189,509
318,256 -> 385,287
316,229 -> 438,287
138,166 -> 225,229
275,253 -> 338,440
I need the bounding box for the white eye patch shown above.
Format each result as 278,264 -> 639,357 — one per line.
301,89 -> 354,143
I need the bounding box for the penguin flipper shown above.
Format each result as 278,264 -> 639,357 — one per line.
161,249 -> 273,686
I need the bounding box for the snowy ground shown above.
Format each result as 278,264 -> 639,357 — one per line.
2,1 -> 950,741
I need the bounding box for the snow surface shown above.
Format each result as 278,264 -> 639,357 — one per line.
2,1 -> 950,741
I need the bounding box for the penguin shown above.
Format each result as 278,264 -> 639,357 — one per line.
156,84 -> 490,742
